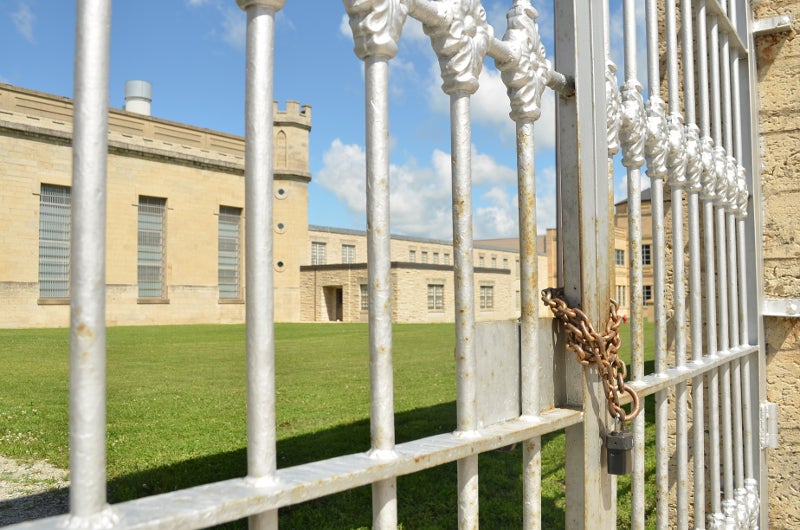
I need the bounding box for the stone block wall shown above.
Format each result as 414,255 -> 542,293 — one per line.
753,1 -> 800,527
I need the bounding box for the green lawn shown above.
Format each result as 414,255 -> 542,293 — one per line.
0,321 -> 657,528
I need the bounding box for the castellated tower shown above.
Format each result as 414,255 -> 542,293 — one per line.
272,100 -> 312,322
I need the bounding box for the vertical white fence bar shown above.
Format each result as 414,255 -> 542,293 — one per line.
69,0 -> 113,524
491,2 -> 549,525
707,7 -> 726,525
618,0 -> 646,525
679,1 -> 707,527
556,0 -> 615,526
643,0 -> 669,526
665,1 -> 690,525
717,5 -> 736,515
417,4 -> 492,525
341,4 -> 406,527
237,1 -> 282,528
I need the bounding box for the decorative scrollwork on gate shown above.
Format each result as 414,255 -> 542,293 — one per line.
495,0 -> 550,122
423,0 -> 492,95
685,123 -> 703,194
666,113 -> 687,188
606,62 -> 622,158
645,96 -> 668,181
343,0 -> 409,59
700,136 -> 717,202
619,79 -> 646,169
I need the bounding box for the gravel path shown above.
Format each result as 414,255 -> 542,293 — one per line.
0,456 -> 69,526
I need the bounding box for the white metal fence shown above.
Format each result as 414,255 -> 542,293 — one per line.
10,0 -> 767,528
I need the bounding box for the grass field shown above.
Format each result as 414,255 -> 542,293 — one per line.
0,322 -> 656,528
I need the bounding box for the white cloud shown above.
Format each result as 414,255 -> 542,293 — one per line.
220,6 -> 246,50
12,1 -> 35,43
316,139 -> 561,239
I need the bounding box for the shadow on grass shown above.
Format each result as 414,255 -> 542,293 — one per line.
2,401 -> 570,528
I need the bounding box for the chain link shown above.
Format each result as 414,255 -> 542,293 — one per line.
541,287 -> 641,424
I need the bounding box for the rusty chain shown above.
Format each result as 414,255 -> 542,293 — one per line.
541,287 -> 640,424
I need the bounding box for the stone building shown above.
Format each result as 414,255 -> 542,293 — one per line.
0,82 -> 526,328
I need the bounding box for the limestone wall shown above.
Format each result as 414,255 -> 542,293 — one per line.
753,1 -> 800,527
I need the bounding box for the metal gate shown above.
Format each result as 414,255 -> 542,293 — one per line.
10,0 -> 768,528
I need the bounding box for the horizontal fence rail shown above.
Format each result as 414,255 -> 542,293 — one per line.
6,0 -> 767,529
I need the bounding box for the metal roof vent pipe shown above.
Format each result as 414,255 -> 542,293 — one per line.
124,80 -> 152,116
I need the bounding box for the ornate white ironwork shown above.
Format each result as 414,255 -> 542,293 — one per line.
726,156 -> 739,213
343,0 -> 408,59
645,96 -> 668,181
422,0 -> 492,95
494,0 -> 550,122
685,123 -> 703,193
713,145 -> 728,206
736,165 -> 748,218
700,135 -> 717,202
619,79 -> 646,169
606,61 -> 622,157
666,113 -> 687,188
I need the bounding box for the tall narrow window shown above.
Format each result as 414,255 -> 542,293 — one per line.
360,284 -> 368,310
433,252 -> 439,264
409,250 -> 416,262
615,249 -> 625,266
427,284 -> 444,311
138,196 -> 166,299
444,253 -> 450,265
480,285 -> 494,309
218,206 -> 242,300
342,244 -> 355,264
38,184 -> 71,299
616,285 -> 627,306
311,242 -> 326,265
479,255 -> 485,267
643,285 -> 653,305
421,251 -> 428,264
641,244 -> 652,266
491,256 -> 497,268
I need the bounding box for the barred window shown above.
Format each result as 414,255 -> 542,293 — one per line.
218,206 -> 242,300
311,242 -> 326,265
421,251 -> 428,264
360,284 -> 368,311
427,284 -> 444,311
642,244 -> 652,266
342,244 -> 355,264
38,184 -> 71,299
409,250 -> 416,262
480,285 -> 494,309
138,196 -> 166,299
643,285 -> 653,305
615,249 -> 625,266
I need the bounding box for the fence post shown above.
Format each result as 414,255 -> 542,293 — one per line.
555,0 -> 615,527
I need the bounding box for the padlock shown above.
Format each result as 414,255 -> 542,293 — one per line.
606,429 -> 633,475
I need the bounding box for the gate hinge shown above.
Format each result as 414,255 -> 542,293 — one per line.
760,401 -> 779,449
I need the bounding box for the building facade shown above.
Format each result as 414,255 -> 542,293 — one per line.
1,83 -> 532,328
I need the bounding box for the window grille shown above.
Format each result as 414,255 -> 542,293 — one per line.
479,285 -> 494,309
38,184 -> 71,299
641,244 -> 652,266
137,196 -> 166,299
342,244 -> 355,264
360,284 -> 368,310
218,206 -> 242,300
311,242 -> 326,265
643,284 -> 653,305
427,284 -> 443,311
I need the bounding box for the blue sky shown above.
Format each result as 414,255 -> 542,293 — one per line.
1,0 -> 643,240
